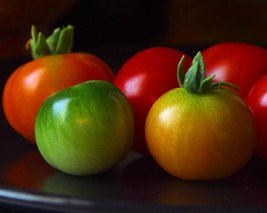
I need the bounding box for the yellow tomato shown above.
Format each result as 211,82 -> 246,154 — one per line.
145,86 -> 255,180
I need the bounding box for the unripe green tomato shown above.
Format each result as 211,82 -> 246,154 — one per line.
35,80 -> 134,176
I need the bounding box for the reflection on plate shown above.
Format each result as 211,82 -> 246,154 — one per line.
1,142 -> 267,213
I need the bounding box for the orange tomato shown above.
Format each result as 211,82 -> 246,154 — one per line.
145,88 -> 255,180
145,52 -> 256,180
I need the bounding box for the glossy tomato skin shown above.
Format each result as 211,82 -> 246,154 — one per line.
246,75 -> 267,161
35,80 -> 134,176
202,42 -> 267,97
3,53 -> 115,143
145,87 -> 256,180
114,47 -> 192,155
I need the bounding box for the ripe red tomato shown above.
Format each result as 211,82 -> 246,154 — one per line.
202,42 -> 267,97
3,53 -> 114,144
114,47 -> 192,155
247,75 -> 267,161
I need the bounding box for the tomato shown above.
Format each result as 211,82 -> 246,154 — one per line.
246,75 -> 267,161
35,80 -> 134,176
202,42 -> 267,97
114,47 -> 192,155
2,25 -> 115,144
145,52 -> 256,180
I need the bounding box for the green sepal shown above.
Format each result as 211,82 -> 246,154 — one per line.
29,25 -> 74,59
46,27 -> 61,53
211,81 -> 240,91
177,51 -> 240,94
30,26 -> 50,59
54,25 -> 74,54
183,61 -> 199,93
177,55 -> 185,87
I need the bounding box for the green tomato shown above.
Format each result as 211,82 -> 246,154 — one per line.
35,80 -> 134,176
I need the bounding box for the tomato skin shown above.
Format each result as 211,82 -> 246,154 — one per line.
246,75 -> 267,161
2,53 -> 115,143
202,42 -> 267,97
114,47 -> 192,155
145,87 -> 255,180
35,80 -> 134,176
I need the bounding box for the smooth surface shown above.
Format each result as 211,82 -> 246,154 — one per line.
1,49 -> 267,212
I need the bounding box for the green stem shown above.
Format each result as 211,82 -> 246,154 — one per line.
178,51 -> 240,94
29,25 -> 74,59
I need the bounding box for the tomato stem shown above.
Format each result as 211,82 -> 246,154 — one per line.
177,52 -> 240,93
29,25 -> 74,59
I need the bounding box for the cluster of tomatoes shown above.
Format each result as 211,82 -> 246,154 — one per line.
2,25 -> 267,180
114,44 -> 260,180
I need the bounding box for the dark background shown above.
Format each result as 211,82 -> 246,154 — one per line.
53,0 -> 168,50
1,0 -> 267,59
53,0 -> 267,50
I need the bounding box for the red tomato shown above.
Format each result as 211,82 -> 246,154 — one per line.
202,42 -> 267,97
2,53 -> 114,143
246,75 -> 267,161
114,47 -> 192,155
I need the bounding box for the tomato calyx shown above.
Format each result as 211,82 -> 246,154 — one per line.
29,25 -> 74,59
178,52 -> 239,94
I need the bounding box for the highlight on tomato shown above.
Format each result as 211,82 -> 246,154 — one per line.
114,47 -> 192,155
35,80 -> 134,176
2,25 -> 115,144
145,52 -> 256,180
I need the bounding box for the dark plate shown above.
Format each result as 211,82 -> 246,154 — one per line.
1,46 -> 267,213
